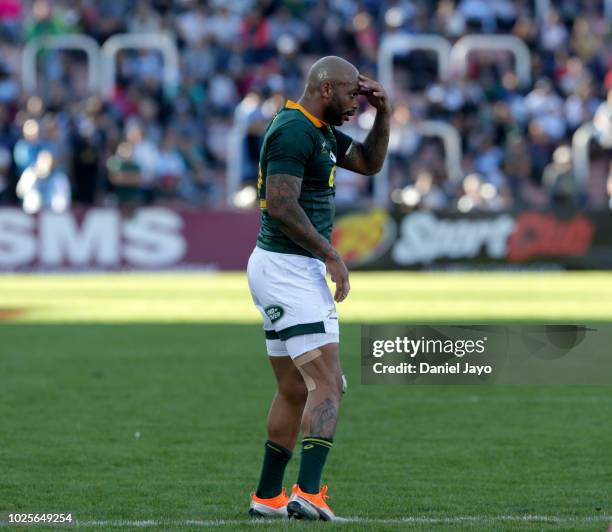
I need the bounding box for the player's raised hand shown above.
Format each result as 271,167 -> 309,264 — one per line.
325,252 -> 351,303
358,74 -> 391,114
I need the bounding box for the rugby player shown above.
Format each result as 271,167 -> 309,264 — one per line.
247,56 -> 390,521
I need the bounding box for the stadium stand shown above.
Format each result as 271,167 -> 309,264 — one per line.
0,0 -> 609,212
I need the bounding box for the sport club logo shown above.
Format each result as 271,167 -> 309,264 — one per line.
391,211 -> 595,265
507,213 -> 595,262
331,209 -> 396,267
391,211 -> 514,264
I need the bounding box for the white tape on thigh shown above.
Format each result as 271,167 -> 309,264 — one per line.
297,367 -> 316,391
294,349 -> 323,391
341,374 -> 347,394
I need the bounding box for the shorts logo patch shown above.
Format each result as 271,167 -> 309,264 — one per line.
265,305 -> 284,323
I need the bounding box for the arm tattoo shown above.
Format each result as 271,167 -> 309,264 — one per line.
266,173 -> 337,260
339,110 -> 390,175
308,398 -> 338,439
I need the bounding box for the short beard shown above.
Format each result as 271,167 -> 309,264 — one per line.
323,97 -> 344,126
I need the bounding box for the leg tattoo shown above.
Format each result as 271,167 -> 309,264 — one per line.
308,398 -> 338,438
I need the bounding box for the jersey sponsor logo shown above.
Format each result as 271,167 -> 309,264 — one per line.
332,209 -> 396,267
265,305 -> 284,323
257,163 -> 267,209
328,165 -> 336,187
330,152 -> 336,163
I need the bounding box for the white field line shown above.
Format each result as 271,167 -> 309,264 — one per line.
75,515 -> 612,527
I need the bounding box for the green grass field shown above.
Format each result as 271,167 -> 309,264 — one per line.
1,273 -> 611,531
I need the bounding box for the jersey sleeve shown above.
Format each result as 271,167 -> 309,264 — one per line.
333,127 -> 354,158
266,123 -> 315,178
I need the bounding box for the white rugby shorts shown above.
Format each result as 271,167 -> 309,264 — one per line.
247,246 -> 339,358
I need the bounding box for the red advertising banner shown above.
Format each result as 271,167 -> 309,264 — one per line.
0,207 -> 260,271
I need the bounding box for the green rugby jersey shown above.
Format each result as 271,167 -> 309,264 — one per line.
256,100 -> 353,259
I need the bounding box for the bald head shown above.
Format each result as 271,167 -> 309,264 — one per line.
305,56 -> 359,93
299,56 -> 360,126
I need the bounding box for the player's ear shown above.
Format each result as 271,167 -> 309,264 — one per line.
320,81 -> 334,101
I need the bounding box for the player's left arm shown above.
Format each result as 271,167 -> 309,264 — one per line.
337,74 -> 391,176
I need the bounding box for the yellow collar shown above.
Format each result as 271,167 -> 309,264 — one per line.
286,100 -> 327,128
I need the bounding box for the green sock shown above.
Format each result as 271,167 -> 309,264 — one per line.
255,440 -> 292,499
297,437 -> 333,494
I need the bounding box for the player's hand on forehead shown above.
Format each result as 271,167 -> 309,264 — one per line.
358,74 -> 390,113
358,74 -> 382,95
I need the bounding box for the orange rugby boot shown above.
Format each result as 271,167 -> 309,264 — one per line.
248,488 -> 289,518
287,484 -> 344,521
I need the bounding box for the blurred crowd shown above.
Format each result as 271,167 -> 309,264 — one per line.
0,0 -> 609,213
